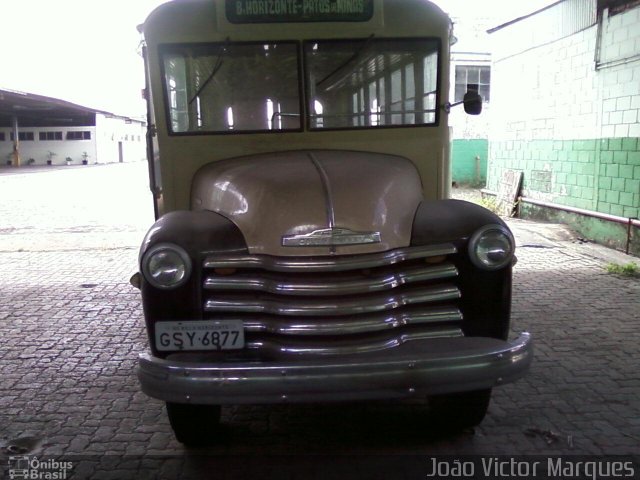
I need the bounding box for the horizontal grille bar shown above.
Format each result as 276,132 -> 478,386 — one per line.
204,284 -> 460,316
232,306 -> 463,336
203,243 -> 456,272
204,263 -> 457,296
243,328 -> 464,356
200,245 -> 463,353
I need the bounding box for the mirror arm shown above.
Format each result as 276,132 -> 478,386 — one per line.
441,100 -> 466,114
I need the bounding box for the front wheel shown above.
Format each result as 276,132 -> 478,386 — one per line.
428,389 -> 492,430
166,402 -> 222,446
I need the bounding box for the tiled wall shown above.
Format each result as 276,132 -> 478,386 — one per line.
451,139 -> 488,185
489,137 -> 640,219
487,2 -> 640,221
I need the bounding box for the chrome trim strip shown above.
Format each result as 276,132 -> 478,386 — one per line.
243,328 -> 463,356
138,332 -> 533,404
204,263 -> 458,296
239,307 -> 463,335
204,285 -> 460,316
203,244 -> 457,272
281,227 -> 382,247
308,152 -> 335,230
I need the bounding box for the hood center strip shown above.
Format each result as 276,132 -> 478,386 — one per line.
308,152 -> 336,230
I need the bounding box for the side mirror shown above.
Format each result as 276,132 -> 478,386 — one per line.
463,90 -> 483,115
441,82 -> 484,115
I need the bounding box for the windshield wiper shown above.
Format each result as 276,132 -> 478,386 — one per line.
316,34 -> 375,91
188,38 -> 229,105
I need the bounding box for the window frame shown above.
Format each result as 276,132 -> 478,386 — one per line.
159,37 -> 442,136
39,131 -> 63,141
10,132 -> 35,141
303,36 -> 442,132
66,131 -> 92,141
159,40 -> 305,136
454,64 -> 491,103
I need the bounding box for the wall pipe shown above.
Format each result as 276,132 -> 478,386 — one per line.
518,196 -> 640,229
480,189 -> 640,255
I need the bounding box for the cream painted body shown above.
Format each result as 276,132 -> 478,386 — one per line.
142,0 -> 453,231
136,1 -> 533,430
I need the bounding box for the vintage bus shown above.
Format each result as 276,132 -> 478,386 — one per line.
135,0 -> 533,445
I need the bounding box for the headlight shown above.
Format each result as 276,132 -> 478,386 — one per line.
141,243 -> 192,289
468,224 -> 515,271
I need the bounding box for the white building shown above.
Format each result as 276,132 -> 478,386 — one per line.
486,0 -> 640,254
0,88 -> 146,167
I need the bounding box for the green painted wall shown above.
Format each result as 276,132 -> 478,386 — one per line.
451,139 -> 488,186
488,137 -> 640,219
487,137 -> 640,255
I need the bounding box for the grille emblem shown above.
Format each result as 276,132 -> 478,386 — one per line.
282,228 -> 381,247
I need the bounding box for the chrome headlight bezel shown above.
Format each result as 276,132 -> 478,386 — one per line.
467,224 -> 515,271
141,243 -> 192,290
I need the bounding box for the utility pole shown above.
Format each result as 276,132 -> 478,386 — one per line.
11,116 -> 21,167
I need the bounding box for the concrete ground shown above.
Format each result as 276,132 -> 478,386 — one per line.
1,164 -> 639,479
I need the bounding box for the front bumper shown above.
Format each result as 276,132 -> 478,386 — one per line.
138,332 -> 532,404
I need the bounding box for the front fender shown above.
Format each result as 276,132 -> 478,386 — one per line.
411,199 -> 508,246
139,210 -> 247,261
139,210 -> 248,356
411,199 -> 514,340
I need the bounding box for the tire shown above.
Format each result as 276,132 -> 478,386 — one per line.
166,402 -> 222,446
428,389 -> 492,430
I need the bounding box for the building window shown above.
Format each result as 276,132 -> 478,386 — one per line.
0,132 -> 5,141
39,131 -> 63,141
10,132 -> 35,141
66,131 -> 91,140
455,65 -> 491,103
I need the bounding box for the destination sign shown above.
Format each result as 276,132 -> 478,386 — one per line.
226,0 -> 374,23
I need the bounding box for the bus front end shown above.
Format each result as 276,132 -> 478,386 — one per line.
135,0 -> 532,445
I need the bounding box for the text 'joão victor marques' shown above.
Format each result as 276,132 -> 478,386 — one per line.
426,457 -> 637,479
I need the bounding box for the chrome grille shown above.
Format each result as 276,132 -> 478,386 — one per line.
204,263 -> 457,296
202,244 -> 463,356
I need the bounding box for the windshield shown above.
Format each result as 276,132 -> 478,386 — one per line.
161,38 -> 439,134
305,38 -> 439,129
163,42 -> 301,133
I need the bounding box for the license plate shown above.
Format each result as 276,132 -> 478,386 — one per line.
155,320 -> 245,351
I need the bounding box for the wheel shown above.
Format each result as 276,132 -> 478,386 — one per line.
428,389 -> 492,430
166,402 -> 222,446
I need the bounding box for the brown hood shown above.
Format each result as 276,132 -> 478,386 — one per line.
191,150 -> 423,256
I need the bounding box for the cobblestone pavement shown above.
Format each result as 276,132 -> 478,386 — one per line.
0,165 -> 639,479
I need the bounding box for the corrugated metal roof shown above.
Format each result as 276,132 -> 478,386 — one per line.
488,0 -> 597,61
0,88 -> 143,127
